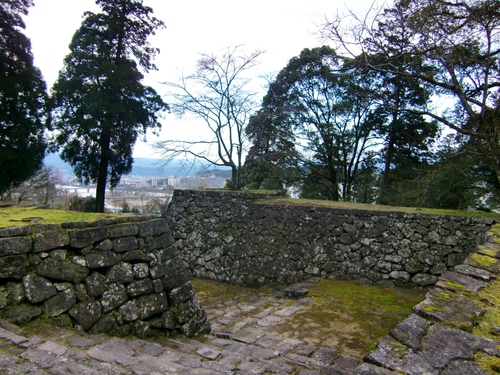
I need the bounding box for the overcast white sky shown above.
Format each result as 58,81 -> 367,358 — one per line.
24,0 -> 383,158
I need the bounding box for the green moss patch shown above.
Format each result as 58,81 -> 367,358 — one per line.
0,206 -> 124,228
193,278 -> 426,359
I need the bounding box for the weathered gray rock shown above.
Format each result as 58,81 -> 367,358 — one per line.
436,271 -> 487,293
167,281 -> 195,306
413,288 -> 484,329
68,227 -> 107,248
2,304 -> 42,324
389,314 -> 430,350
106,262 -> 134,283
36,258 -> 89,283
33,230 -> 70,253
23,274 -> 57,303
85,272 -> 108,297
43,288 -> 76,317
0,237 -> 31,256
113,237 -> 139,252
107,224 -> 139,238
139,219 -> 169,237
100,284 -> 128,313
119,300 -> 139,322
135,292 -> 168,320
411,273 -> 438,286
85,251 -> 119,268
0,255 -> 29,279
127,279 -> 154,298
68,300 -> 102,329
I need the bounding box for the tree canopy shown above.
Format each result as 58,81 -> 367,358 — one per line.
0,0 -> 48,195
51,0 -> 168,212
322,0 -> 500,188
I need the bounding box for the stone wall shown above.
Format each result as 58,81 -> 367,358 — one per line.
166,190 -> 495,287
0,215 -> 210,338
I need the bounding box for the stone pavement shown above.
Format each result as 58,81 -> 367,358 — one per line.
0,280 -> 389,375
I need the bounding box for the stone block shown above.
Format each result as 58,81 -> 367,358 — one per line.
133,263 -> 150,279
120,300 -> 139,322
68,227 -> 107,248
85,272 -> 108,297
43,288 -> 77,317
139,219 -> 169,237
33,230 -> 70,253
127,279 -> 154,298
86,251 -> 119,268
135,292 -> 168,319
69,300 -> 102,329
36,258 -> 89,283
0,237 -> 31,256
167,281 -> 195,306
122,250 -> 151,263
23,274 -> 57,303
106,262 -> 134,283
113,237 -> 139,252
100,284 -> 128,313
3,304 -> 42,325
146,233 -> 175,251
0,255 -> 29,279
107,224 -> 139,238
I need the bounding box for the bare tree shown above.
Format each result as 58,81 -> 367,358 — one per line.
1,166 -> 60,205
156,46 -> 264,189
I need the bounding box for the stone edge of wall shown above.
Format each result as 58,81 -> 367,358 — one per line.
357,224 -> 500,374
0,214 -> 210,339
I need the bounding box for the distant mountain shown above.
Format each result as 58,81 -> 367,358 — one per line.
43,154 -> 229,177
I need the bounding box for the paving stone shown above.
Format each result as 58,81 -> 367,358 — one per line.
284,352 -> 320,369
21,348 -> 64,368
313,347 -> 341,365
253,307 -> 275,319
66,334 -> 97,347
251,346 -> 281,360
231,328 -> 266,344
296,344 -> 318,357
436,271 -> 487,293
413,288 -> 484,329
255,333 -> 284,349
0,327 -> 29,345
274,305 -> 302,317
276,338 -> 304,353
196,347 -> 221,360
389,314 -> 431,350
454,264 -> 495,281
49,362 -> 102,375
38,341 -> 67,356
257,315 -> 282,327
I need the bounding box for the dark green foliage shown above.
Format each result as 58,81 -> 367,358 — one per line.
51,0 -> 168,212
245,46 -> 383,201
0,0 -> 48,194
422,135 -> 500,210
69,196 -> 97,212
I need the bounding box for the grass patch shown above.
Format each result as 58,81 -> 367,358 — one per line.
254,197 -> 500,219
0,206 -> 124,228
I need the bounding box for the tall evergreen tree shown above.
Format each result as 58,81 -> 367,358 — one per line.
0,0 -> 48,195
51,0 -> 168,212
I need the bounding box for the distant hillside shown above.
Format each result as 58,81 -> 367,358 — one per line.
43,154 -> 227,177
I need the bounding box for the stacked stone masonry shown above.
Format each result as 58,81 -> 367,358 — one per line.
0,215 -> 210,338
166,190 -> 494,287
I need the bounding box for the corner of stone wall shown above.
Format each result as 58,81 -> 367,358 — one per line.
0,215 -> 210,339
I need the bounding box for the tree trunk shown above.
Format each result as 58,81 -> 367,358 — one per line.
378,127 -> 396,205
95,128 -> 111,212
